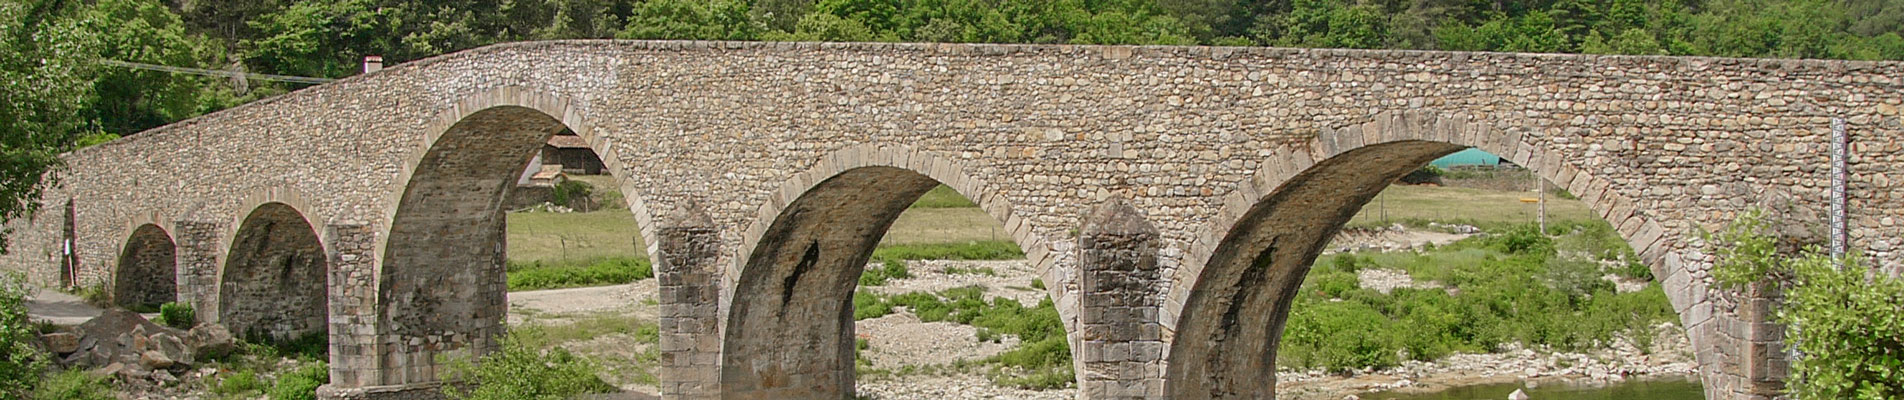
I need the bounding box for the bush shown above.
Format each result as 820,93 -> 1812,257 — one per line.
1279,300 -> 1400,372
507,257 -> 653,291
157,302 -> 195,329
441,328 -> 615,400
1,273 -> 46,398
268,361 -> 329,400
214,369 -> 266,396
31,369 -> 112,400
857,259 -> 911,287
550,180 -> 594,209
1709,210 -> 1904,399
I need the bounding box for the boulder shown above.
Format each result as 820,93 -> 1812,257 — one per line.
39,332 -> 79,354
66,309 -> 183,369
150,331 -> 192,367
186,323 -> 236,360
1509,388 -> 1530,400
140,350 -> 175,370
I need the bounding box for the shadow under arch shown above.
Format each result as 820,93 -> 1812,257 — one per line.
369,86 -> 658,386
219,202 -> 329,341
720,145 -> 1054,399
1164,111 -> 1687,399
115,223 -> 177,310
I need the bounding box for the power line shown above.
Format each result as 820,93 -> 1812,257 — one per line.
100,59 -> 336,85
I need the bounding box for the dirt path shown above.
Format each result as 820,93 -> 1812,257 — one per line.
25,287 -> 106,325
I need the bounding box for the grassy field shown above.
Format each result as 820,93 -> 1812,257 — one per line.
1347,184 -> 1595,230
505,181 -> 1600,264
507,210 -> 646,263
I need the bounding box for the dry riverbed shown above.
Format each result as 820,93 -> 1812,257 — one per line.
497,254 -> 1695,400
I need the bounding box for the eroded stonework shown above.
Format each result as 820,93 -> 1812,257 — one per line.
4,40 -> 1902,400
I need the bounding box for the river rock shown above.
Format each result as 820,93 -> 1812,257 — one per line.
1509,388 -> 1530,400
40,332 -> 79,354
187,323 -> 236,359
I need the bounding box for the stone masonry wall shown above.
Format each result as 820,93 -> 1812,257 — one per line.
0,41 -> 1899,399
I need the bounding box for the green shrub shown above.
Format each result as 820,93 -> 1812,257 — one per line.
873,241 -> 1023,262
1708,210 -> 1904,399
507,257 -> 653,291
1,272 -> 46,398
214,369 -> 266,396
858,259 -> 912,287
853,291 -> 893,320
1279,300 -> 1400,372
550,180 -> 594,209
267,361 -> 329,400
441,328 -> 615,400
31,369 -> 112,400
157,302 -> 195,329
943,266 -> 997,276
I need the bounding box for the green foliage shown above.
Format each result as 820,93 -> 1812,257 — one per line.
852,285 -> 1071,388
1282,223 -> 1676,372
943,266 -> 997,276
619,0 -> 760,40
1778,255 -> 1904,399
1707,211 -> 1904,399
441,328 -> 615,400
550,179 -> 593,209
1281,300 -> 1400,372
267,361 -> 329,400
157,302 -> 195,329
214,369 -> 266,396
858,259 -> 912,287
506,257 -> 653,291
30,369 -> 112,400
873,241 -> 1024,262
1,273 -> 46,398
1707,209 -> 1782,289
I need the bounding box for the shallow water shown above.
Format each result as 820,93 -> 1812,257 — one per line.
1359,377 -> 1704,400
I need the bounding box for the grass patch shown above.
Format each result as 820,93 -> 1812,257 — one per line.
873,241 -> 1023,261
506,210 -> 646,264
441,328 -> 615,400
267,361 -> 328,400
881,208 -> 1014,245
854,286 -> 1072,389
1346,184 -> 1596,231
32,369 -> 113,400
909,185 -> 978,208
944,266 -> 998,276
506,257 -> 653,291
859,241 -> 1021,286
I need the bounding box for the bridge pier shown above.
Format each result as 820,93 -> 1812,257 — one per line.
171,220 -> 222,316
655,204 -> 722,399
1074,198 -> 1167,399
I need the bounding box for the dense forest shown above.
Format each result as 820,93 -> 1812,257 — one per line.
1,0 -> 1902,231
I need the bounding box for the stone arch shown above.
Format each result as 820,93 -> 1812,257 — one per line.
114,222 -> 177,310
1162,110 -> 1693,399
371,86 -> 657,385
218,201 -> 329,342
719,144 -> 1053,398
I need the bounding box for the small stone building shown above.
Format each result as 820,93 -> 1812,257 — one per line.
541,133 -> 604,175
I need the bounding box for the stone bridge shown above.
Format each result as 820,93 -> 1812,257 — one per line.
5,40 -> 1902,400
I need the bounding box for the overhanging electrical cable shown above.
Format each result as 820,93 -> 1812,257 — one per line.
100,59 -> 336,84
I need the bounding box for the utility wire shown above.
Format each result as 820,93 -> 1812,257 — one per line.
100,59 -> 336,84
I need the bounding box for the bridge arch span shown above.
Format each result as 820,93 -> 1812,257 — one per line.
113,215 -> 178,311
366,86 -> 660,387
718,144 -> 1057,399
213,199 -> 329,343
1163,110 -> 1710,399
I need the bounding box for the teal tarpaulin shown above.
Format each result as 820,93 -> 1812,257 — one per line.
1429,148 -> 1501,168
